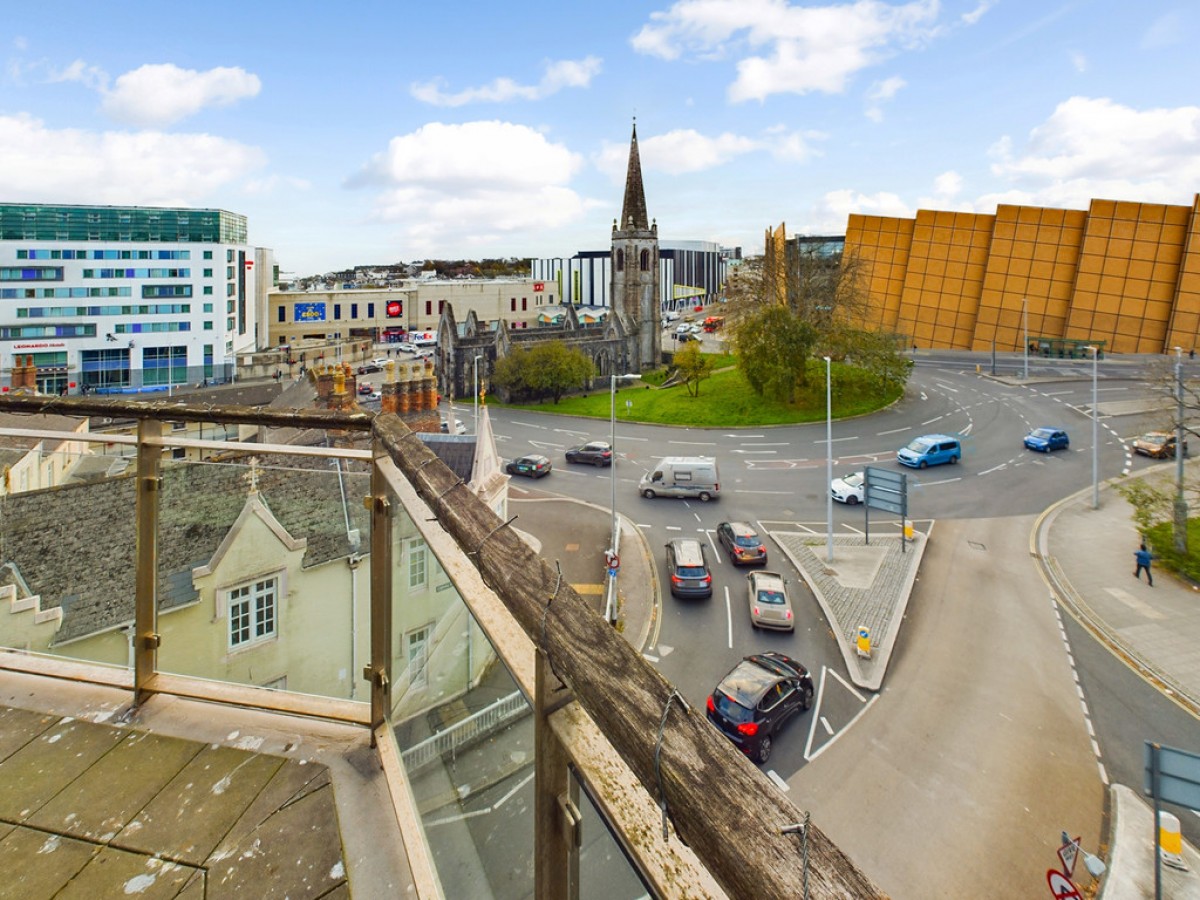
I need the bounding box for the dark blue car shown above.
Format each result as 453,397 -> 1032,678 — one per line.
1024,427 -> 1069,452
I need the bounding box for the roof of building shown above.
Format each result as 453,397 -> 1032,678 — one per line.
618,122 -> 649,233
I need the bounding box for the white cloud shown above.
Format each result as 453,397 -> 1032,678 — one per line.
595,126 -> 817,180
865,74 -> 906,121
243,174 -> 312,195
808,188 -> 912,230
0,113 -> 266,205
349,121 -> 599,252
1069,51 -> 1087,73
102,64 -> 261,126
932,170 -> 962,197
988,96 -> 1200,207
631,0 -> 938,102
411,56 -> 602,107
48,58 -> 108,91
961,0 -> 994,26
1140,11 -> 1186,50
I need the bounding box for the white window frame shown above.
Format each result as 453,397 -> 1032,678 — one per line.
408,537 -> 427,589
226,576 -> 279,650
406,624 -> 432,691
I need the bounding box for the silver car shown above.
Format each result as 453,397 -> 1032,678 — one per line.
747,570 -> 794,632
830,471 -> 865,504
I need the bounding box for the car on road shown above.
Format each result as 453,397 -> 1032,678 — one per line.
675,332 -> 699,343
716,521 -> 767,565
565,441 -> 613,467
505,454 -> 551,478
674,323 -> 692,335
665,538 -> 713,599
1024,427 -> 1070,452
898,434 -> 961,468
440,419 -> 467,435
357,363 -> 383,375
1133,431 -> 1185,459
357,383 -> 373,396
706,652 -> 814,764
830,471 -> 865,504
746,570 -> 794,631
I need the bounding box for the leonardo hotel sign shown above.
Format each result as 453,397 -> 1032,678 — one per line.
14,341 -> 67,350
294,301 -> 326,323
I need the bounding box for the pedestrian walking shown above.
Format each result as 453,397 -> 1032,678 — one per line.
1134,543 -> 1154,586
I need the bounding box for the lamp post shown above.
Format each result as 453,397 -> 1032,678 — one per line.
473,354 -> 484,434
1090,345 -> 1099,510
1174,347 -> 1189,554
1022,296 -> 1029,381
825,356 -> 834,563
607,371 -> 640,625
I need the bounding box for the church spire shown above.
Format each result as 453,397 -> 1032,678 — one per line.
619,119 -> 649,232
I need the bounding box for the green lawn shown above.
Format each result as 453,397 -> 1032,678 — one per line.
496,358 -> 903,427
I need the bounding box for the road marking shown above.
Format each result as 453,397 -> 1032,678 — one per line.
742,442 -> 789,446
511,420 -> 546,429
819,717 -> 834,736
877,426 -> 909,435
642,653 -> 659,662
815,436 -> 859,444
728,434 -> 765,438
665,525 -> 682,531
423,771 -> 536,827
734,489 -> 796,495
730,449 -> 778,454
1042,390 -> 1074,396
705,529 -> 721,560
620,435 -> 649,442
724,586 -> 733,648
920,416 -> 944,425
977,463 -> 1007,475
827,667 -> 868,703
919,476 -> 962,486
767,770 -> 790,791
668,440 -> 717,446
574,584 -> 604,595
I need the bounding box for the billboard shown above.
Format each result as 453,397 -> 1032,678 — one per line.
386,300 -> 403,318
294,302 -> 326,323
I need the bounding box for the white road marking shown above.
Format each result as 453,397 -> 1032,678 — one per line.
642,653 -> 659,662
725,586 -> 733,649
665,525 -> 682,531
767,770 -> 790,792
742,442 -> 789,447
669,440 -> 717,446
510,420 -> 546,429
920,416 -> 944,425
819,717 -> 834,736
827,667 -> 868,703
977,463 -> 1008,475
877,426 -> 910,435
919,476 -> 962,486
1042,390 -> 1074,396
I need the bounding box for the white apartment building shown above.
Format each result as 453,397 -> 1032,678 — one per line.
0,204 -> 271,394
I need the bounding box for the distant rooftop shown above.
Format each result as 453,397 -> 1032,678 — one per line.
0,204 -> 247,244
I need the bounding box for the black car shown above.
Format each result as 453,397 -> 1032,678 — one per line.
706,652 -> 814,764
505,454 -> 552,478
716,521 -> 767,566
565,441 -> 613,467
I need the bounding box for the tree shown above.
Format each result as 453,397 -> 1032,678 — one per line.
490,341 -> 593,404
673,341 -> 715,397
733,305 -> 816,403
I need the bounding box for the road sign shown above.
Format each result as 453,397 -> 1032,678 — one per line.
1144,742 -> 1200,811
864,466 -> 907,516
1046,870 -> 1081,900
1057,837 -> 1080,877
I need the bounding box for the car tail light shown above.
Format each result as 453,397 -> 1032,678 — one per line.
785,610 -> 793,620
703,573 -> 712,585
757,545 -> 766,554
671,574 -> 682,586
736,722 -> 758,736
752,606 -> 760,617
706,696 -> 715,713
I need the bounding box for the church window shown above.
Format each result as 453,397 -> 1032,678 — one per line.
616,250 -> 624,272
640,249 -> 650,271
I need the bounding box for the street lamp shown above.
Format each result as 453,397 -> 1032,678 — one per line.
473,354 -> 484,434
1022,296 -> 1029,381
1174,347 -> 1188,554
607,371 -> 640,624
1089,345 -> 1099,510
825,356 -> 834,563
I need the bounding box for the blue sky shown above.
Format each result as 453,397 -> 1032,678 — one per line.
3,1 -> 1198,276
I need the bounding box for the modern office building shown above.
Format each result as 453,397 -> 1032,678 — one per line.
0,204 -> 271,393
531,240 -> 731,312
845,195 -> 1200,354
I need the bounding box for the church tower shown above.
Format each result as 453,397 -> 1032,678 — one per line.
611,121 -> 661,371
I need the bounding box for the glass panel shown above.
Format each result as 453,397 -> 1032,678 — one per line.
578,778 -> 653,900
154,452 -> 372,702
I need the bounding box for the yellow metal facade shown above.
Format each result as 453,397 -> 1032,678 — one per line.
845,193 -> 1200,353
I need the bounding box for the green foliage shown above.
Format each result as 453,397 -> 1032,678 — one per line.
1144,518 -> 1200,583
1116,478 -> 1174,536
489,341 -> 593,404
734,305 -> 816,402
825,328 -> 913,390
672,341 -> 716,397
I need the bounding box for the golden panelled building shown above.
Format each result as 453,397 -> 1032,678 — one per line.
845,194 -> 1200,354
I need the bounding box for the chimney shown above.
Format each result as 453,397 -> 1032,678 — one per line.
381,360 -> 399,415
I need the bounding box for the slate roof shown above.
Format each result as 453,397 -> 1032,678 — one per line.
0,455 -> 370,644
418,433 -> 477,481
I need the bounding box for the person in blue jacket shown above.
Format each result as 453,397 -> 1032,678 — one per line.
1134,543 -> 1154,586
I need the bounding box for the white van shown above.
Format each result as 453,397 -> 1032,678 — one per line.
639,457 -> 721,502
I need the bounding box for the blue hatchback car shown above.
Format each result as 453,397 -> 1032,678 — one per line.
1024,427 -> 1069,452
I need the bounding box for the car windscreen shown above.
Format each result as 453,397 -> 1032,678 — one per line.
756,590 -> 786,605
1031,429 -> 1054,439
905,439 -> 933,453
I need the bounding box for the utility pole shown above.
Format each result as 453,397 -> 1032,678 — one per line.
1174,348 -> 1188,554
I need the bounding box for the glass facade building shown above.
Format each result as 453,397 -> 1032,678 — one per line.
0,204 -> 263,394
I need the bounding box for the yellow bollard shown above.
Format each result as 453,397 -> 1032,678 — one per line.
856,626 -> 872,659
1160,811 -> 1185,869
903,519 -> 914,541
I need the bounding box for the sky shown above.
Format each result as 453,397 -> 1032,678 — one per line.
2,1 -> 1199,276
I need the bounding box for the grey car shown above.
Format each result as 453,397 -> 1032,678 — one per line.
746,570 -> 794,632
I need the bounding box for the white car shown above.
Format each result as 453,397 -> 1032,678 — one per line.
830,471 -> 865,505
674,323 -> 692,335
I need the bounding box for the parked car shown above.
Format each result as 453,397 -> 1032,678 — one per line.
674,323 -> 692,334
1024,427 -> 1070,452
665,538 -> 712,599
706,652 -> 814,764
357,383 -> 373,396
716,521 -> 767,565
746,570 -> 794,632
898,434 -> 961,468
565,441 -> 613,467
1133,431 -> 1185,459
830,471 -> 865,504
505,454 -> 552,478
675,332 -> 699,343
440,419 -> 467,435
357,364 -> 382,375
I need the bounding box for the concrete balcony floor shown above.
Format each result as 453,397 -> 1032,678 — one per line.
0,668 -> 412,898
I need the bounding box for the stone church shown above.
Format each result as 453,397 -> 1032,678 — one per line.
437,123 -> 663,400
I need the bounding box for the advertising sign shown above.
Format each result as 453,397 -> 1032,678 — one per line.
386,300 -> 403,318
294,301 -> 326,323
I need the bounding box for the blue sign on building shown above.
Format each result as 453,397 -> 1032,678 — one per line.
295,301 -> 326,323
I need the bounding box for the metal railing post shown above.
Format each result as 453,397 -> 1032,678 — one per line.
366,443 -> 393,742
133,419 -> 162,707
535,650 -> 579,900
